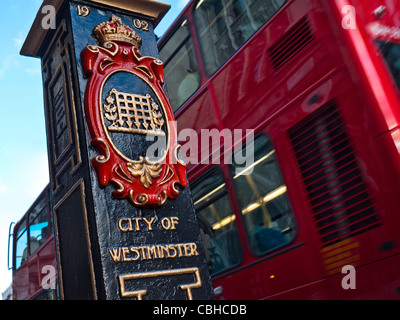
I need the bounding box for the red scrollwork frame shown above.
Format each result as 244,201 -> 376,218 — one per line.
81,40 -> 187,207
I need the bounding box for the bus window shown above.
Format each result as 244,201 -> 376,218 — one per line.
159,20 -> 200,111
194,0 -> 286,75
191,168 -> 243,275
377,41 -> 400,90
230,135 -> 296,256
15,220 -> 28,269
28,196 -> 49,255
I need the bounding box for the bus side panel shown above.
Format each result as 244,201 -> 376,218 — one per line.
212,243 -> 323,300
176,87 -> 221,172
13,236 -> 56,300
167,0 -> 400,300
211,1 -> 338,134
36,236 -> 57,296
211,62 -> 400,299
13,265 -> 29,300
266,253 -> 400,299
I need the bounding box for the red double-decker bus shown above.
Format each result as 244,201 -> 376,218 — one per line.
10,0 -> 400,299
158,0 -> 400,299
8,185 -> 57,300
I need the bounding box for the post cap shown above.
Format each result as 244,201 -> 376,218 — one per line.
20,0 -> 170,57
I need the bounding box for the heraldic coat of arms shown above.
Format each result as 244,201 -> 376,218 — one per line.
81,16 -> 187,207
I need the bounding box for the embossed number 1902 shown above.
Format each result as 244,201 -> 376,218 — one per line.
77,5 -> 90,17
133,19 -> 149,31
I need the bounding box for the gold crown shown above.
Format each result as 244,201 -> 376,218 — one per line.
93,16 -> 142,49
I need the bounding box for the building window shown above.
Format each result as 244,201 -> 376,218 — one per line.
191,167 -> 243,275
159,20 -> 200,112
194,0 -> 286,75
230,134 -> 296,255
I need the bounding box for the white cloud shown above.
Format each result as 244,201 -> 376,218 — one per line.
27,152 -> 49,198
13,31 -> 24,48
0,55 -> 21,78
25,67 -> 41,76
0,176 -> 6,196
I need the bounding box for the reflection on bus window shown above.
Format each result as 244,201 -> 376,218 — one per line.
230,135 -> 296,255
28,196 -> 48,255
159,20 -> 200,112
192,168 -> 243,275
15,220 -> 28,269
194,0 -> 286,75
378,40 -> 400,90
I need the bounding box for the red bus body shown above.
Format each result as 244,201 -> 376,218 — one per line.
159,0 -> 400,299
10,186 -> 57,300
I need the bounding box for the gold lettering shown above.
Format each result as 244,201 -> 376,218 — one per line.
161,218 -> 171,230
156,246 -> 164,258
184,243 -> 192,256
176,244 -> 184,257
161,217 -> 180,230
140,247 -> 148,260
109,248 -> 122,262
118,218 -> 132,232
190,243 -> 199,256
160,245 -> 169,258
168,245 -> 177,258
77,5 -> 90,17
109,243 -> 199,263
130,247 -> 140,261
131,218 -> 141,231
170,217 -> 179,230
122,247 -> 131,261
147,246 -> 158,259
133,19 -> 149,31
143,217 -> 155,231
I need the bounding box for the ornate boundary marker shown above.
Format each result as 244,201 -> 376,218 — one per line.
21,0 -> 213,300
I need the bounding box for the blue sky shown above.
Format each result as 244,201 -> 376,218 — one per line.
0,0 -> 189,298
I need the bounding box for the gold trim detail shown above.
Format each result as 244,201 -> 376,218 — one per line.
174,145 -> 186,167
127,157 -> 162,189
87,41 -> 119,57
160,166 -> 174,185
53,180 -> 98,300
132,193 -> 149,206
115,165 -> 133,183
77,5 -> 90,17
118,267 -> 202,300
20,0 -> 170,58
157,190 -> 168,206
93,16 -> 142,49
95,138 -> 111,163
103,89 -> 165,136
42,21 -> 82,196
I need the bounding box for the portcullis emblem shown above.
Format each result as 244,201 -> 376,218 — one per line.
81,16 -> 187,207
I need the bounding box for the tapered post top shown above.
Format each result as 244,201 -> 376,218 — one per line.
21,0 -> 170,57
